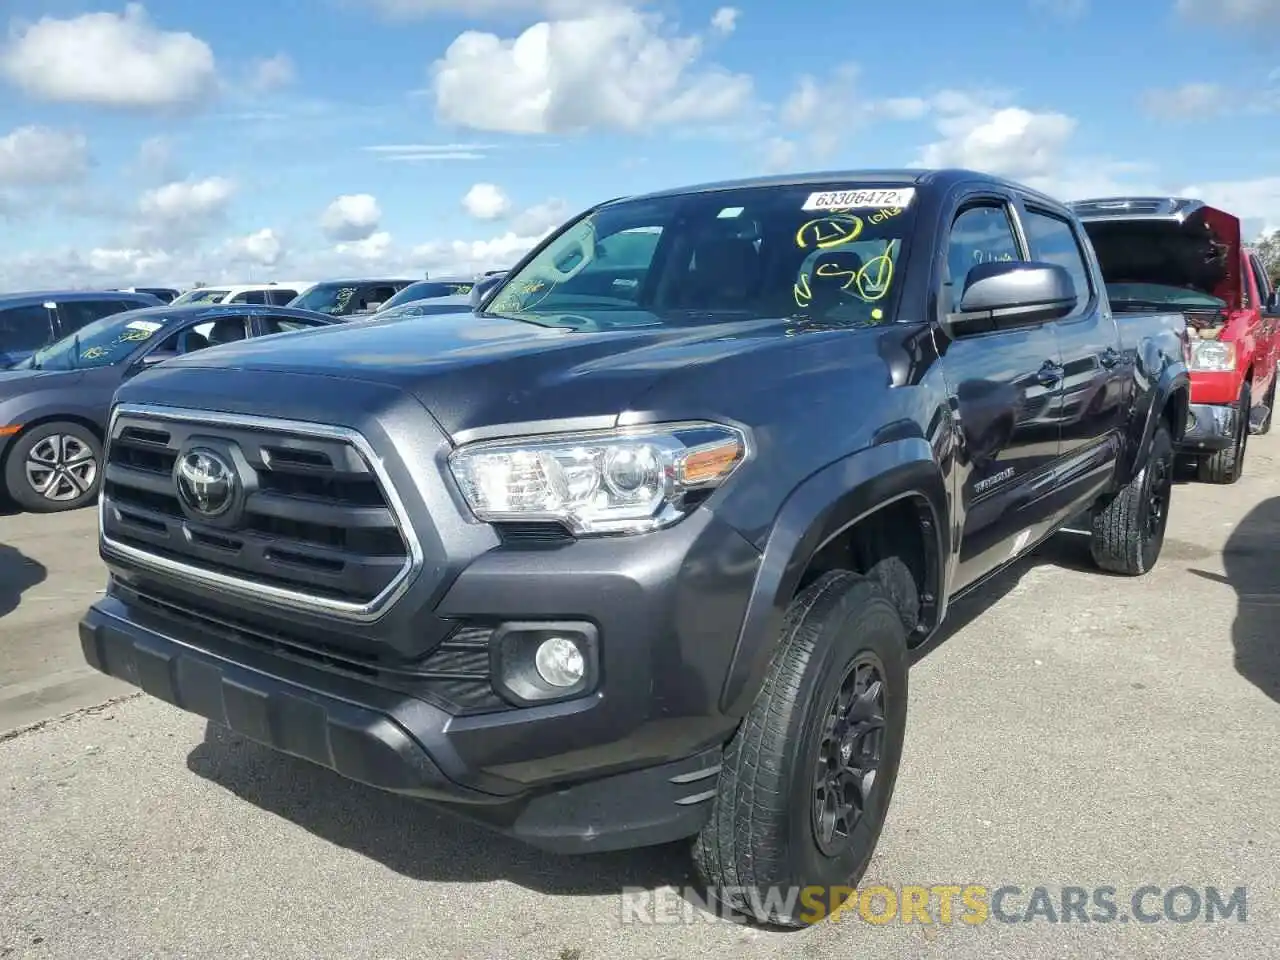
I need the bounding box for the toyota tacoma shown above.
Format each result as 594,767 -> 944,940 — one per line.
80,169 -> 1189,925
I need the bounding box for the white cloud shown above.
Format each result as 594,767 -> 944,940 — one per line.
0,126 -> 89,186
335,230 -> 394,261
511,197 -> 570,235
360,0 -> 596,16
1142,82 -> 1227,119
0,3 -> 218,110
431,7 -> 754,134
913,93 -> 1077,179
462,182 -> 511,219
320,193 -> 382,242
226,227 -> 285,266
133,135 -> 175,181
710,7 -> 739,33
247,53 -> 295,94
139,176 -> 237,224
1176,0 -> 1280,25
363,143 -> 493,161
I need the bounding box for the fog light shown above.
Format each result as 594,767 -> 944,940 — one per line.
491,621 -> 599,706
535,637 -> 585,687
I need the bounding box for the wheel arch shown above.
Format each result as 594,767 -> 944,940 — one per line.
718,438 -> 950,718
1127,366 -> 1191,479
1,411 -> 105,471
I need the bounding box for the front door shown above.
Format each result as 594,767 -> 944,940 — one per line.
935,196 -> 1065,591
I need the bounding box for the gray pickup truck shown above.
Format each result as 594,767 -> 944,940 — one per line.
79,168 -> 1189,925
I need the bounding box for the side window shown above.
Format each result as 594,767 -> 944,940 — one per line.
944,204 -> 1022,312
58,298 -> 133,334
266,288 -> 297,305
1247,254 -> 1272,310
365,285 -> 397,308
230,290 -> 267,304
259,315 -> 326,335
1021,207 -> 1092,315
0,304 -> 56,352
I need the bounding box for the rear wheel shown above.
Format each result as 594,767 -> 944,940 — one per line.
1196,387 -> 1249,484
2,421 -> 102,513
1090,419 -> 1174,576
693,571 -> 910,927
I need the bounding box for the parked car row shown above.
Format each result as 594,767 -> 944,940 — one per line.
0,271 -> 501,512
69,167 -> 1275,929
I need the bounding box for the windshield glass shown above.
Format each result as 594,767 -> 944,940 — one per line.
1106,282 -> 1227,309
291,282 -> 374,314
25,309 -> 175,370
381,281 -> 474,310
171,288 -> 228,305
485,183 -> 919,330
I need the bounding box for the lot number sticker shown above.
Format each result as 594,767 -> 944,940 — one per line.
802,188 -> 916,211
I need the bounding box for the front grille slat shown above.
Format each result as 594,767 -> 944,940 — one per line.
101,408 -> 415,614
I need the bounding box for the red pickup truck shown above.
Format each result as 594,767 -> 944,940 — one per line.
1072,197 -> 1279,483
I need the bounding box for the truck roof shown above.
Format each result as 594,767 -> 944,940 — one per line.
614,167 -> 1066,209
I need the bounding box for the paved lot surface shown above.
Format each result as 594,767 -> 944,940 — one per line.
1,438 -> 1278,959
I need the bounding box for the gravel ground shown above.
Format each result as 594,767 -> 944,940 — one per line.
1,436 -> 1277,959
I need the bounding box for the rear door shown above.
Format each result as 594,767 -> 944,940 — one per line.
935,189 -> 1066,591
0,303 -> 57,365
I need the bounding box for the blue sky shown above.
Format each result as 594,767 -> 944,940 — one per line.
1,0 -> 1278,289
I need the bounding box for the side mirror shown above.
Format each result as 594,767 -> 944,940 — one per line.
1267,289 -> 1280,313
471,274 -> 504,310
944,261 -> 1077,336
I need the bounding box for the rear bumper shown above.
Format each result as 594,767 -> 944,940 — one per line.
1179,401 -> 1237,453
79,600 -> 722,853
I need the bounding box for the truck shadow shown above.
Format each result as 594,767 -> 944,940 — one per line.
0,543 -> 47,620
183,530 -> 1094,903
1187,495 -> 1280,704
185,722 -> 692,895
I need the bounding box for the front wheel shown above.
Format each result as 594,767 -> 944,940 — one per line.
693,571 -> 910,927
1197,387 -> 1249,484
1089,420 -> 1174,575
2,421 -> 103,513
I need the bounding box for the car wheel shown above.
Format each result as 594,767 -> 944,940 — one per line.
1089,419 -> 1174,575
1196,387 -> 1249,484
693,570 -> 909,927
3,421 -> 103,513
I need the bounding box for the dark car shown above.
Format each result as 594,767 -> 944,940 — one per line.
0,290 -> 163,369
287,278 -> 416,317
376,278 -> 476,312
0,303 -> 338,513
116,287 -> 180,304
361,294 -> 474,323
80,169 -> 1189,926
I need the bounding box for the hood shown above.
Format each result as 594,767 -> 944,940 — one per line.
1072,197 -> 1242,310
155,309 -> 854,436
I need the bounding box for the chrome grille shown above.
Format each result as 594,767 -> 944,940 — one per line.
100,404 -> 420,620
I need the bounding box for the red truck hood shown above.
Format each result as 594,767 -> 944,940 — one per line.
1072,197 -> 1243,311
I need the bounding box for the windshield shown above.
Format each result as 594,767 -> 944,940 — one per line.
172,288 -> 228,305
1106,282 -> 1227,310
24,309 -> 175,370
381,281 -> 475,310
290,282 -> 364,314
485,183 -> 919,330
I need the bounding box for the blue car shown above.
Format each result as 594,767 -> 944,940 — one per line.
0,289 -> 164,369
0,302 -> 338,513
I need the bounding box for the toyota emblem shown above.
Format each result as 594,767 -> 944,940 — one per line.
175,448 -> 236,518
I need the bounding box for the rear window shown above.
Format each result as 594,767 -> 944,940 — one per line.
486,183 -> 919,329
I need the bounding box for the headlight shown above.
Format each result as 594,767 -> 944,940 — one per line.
448,421 -> 749,535
1189,339 -> 1236,372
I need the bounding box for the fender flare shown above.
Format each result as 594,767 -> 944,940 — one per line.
718,438 -> 950,717
1127,364 -> 1190,480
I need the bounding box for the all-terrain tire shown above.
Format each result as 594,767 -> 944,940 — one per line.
1196,387 -> 1249,484
692,571 -> 909,927
1089,420 -> 1175,576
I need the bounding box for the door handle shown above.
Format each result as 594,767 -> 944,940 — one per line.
1036,361 -> 1064,386
1100,346 -> 1122,368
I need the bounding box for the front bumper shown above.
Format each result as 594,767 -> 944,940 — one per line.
1180,401 -> 1237,453
80,597 -> 726,853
